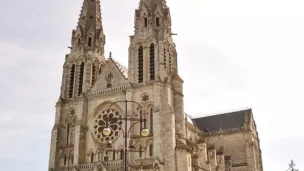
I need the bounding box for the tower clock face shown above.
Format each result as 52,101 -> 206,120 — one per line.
91,108 -> 123,143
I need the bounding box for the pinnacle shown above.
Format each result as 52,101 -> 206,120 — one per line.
77,0 -> 103,30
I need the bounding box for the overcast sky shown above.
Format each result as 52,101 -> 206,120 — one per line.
0,0 -> 303,170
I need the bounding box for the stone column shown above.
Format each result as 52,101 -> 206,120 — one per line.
172,76 -> 185,140
161,84 -> 176,171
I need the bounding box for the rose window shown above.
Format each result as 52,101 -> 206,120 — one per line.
92,108 -> 123,143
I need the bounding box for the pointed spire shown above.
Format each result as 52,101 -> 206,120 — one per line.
78,0 -> 103,30
71,0 -> 105,55
140,0 -> 166,7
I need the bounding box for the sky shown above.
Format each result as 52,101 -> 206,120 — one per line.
0,0 -> 303,170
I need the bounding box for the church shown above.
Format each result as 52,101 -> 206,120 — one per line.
48,0 -> 263,171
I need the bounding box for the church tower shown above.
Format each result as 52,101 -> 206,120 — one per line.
49,0 -> 192,171
49,0 -> 264,171
60,0 -> 106,99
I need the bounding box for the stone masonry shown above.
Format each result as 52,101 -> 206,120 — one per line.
48,0 -> 263,171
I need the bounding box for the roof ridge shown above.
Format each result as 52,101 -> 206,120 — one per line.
193,106 -> 252,119
106,57 -> 128,79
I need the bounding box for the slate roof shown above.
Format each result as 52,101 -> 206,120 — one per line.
192,108 -> 252,132
109,57 -> 128,78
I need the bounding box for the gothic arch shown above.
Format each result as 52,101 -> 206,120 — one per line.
140,5 -> 149,18
146,139 -> 154,157
135,141 -> 144,158
154,5 -> 163,16
145,37 -> 157,46
89,101 -> 124,119
76,56 -> 86,64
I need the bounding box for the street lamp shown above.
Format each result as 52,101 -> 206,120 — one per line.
102,100 -> 150,171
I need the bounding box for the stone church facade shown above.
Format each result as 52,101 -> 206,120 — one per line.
48,0 -> 263,171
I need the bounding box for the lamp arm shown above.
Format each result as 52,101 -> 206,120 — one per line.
127,121 -> 140,137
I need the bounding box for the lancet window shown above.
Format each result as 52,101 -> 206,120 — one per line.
138,46 -> 144,83
144,17 -> 148,27
91,153 -> 94,163
88,37 -> 92,47
149,144 -> 153,156
149,107 -> 153,133
139,145 -> 143,158
78,62 -> 84,96
120,149 -> 124,159
149,43 -> 155,80
139,110 -> 143,132
68,64 -> 76,98
156,17 -> 160,27
91,63 -> 97,86
169,50 -> 172,74
113,151 -> 116,160
164,48 -> 167,69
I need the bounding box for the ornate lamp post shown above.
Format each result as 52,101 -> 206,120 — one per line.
102,100 -> 150,171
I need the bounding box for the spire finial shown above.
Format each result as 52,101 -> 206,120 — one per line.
71,0 -> 105,57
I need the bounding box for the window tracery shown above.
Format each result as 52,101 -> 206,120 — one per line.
91,108 -> 123,143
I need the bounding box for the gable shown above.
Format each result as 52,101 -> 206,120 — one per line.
90,58 -> 128,92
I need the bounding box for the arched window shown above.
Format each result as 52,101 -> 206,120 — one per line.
78,62 -> 85,96
91,153 -> 94,163
139,110 -> 143,132
138,46 -> 143,83
149,43 -> 155,80
88,37 -> 92,46
77,38 -> 81,47
120,149 -> 124,160
144,17 -> 148,27
64,155 -> 67,166
169,50 -> 172,74
66,123 -> 70,145
113,151 -> 116,160
91,63 -> 97,86
164,48 -> 167,69
68,64 -> 76,98
149,144 -> 153,156
150,108 -> 153,133
156,17 -> 160,27
139,145 -> 143,158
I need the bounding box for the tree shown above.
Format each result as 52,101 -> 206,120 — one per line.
287,160 -> 299,171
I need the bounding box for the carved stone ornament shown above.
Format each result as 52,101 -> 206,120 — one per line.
91,107 -> 123,143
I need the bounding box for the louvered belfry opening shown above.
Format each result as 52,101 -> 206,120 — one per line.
68,64 -> 76,98
149,43 -> 155,80
91,64 -> 97,86
78,62 -> 85,96
138,46 -> 144,83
